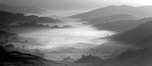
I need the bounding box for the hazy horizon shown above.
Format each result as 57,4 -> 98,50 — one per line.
1,0 -> 152,16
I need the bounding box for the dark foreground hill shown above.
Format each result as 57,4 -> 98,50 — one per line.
74,47 -> 152,66
0,46 -> 66,66
104,47 -> 152,66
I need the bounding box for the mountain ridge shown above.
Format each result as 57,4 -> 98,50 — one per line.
72,5 -> 152,20
93,17 -> 152,32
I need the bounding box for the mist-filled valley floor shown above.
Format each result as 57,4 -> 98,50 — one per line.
14,15 -> 117,59
1,4 -> 152,66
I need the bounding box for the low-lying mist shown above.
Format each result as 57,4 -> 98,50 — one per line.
17,19 -> 115,60
19,21 -> 114,49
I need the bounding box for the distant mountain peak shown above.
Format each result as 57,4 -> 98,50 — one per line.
120,5 -> 135,7
104,5 -> 134,8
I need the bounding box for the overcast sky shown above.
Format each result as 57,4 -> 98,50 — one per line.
1,0 -> 152,16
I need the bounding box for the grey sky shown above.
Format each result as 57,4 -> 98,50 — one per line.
1,0 -> 152,16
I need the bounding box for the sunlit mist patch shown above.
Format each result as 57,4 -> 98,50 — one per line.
18,21 -> 115,50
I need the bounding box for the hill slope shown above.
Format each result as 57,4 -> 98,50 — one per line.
103,47 -> 152,66
112,20 -> 152,47
0,46 -> 66,66
89,14 -> 137,25
93,17 -> 152,32
72,5 -> 152,20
